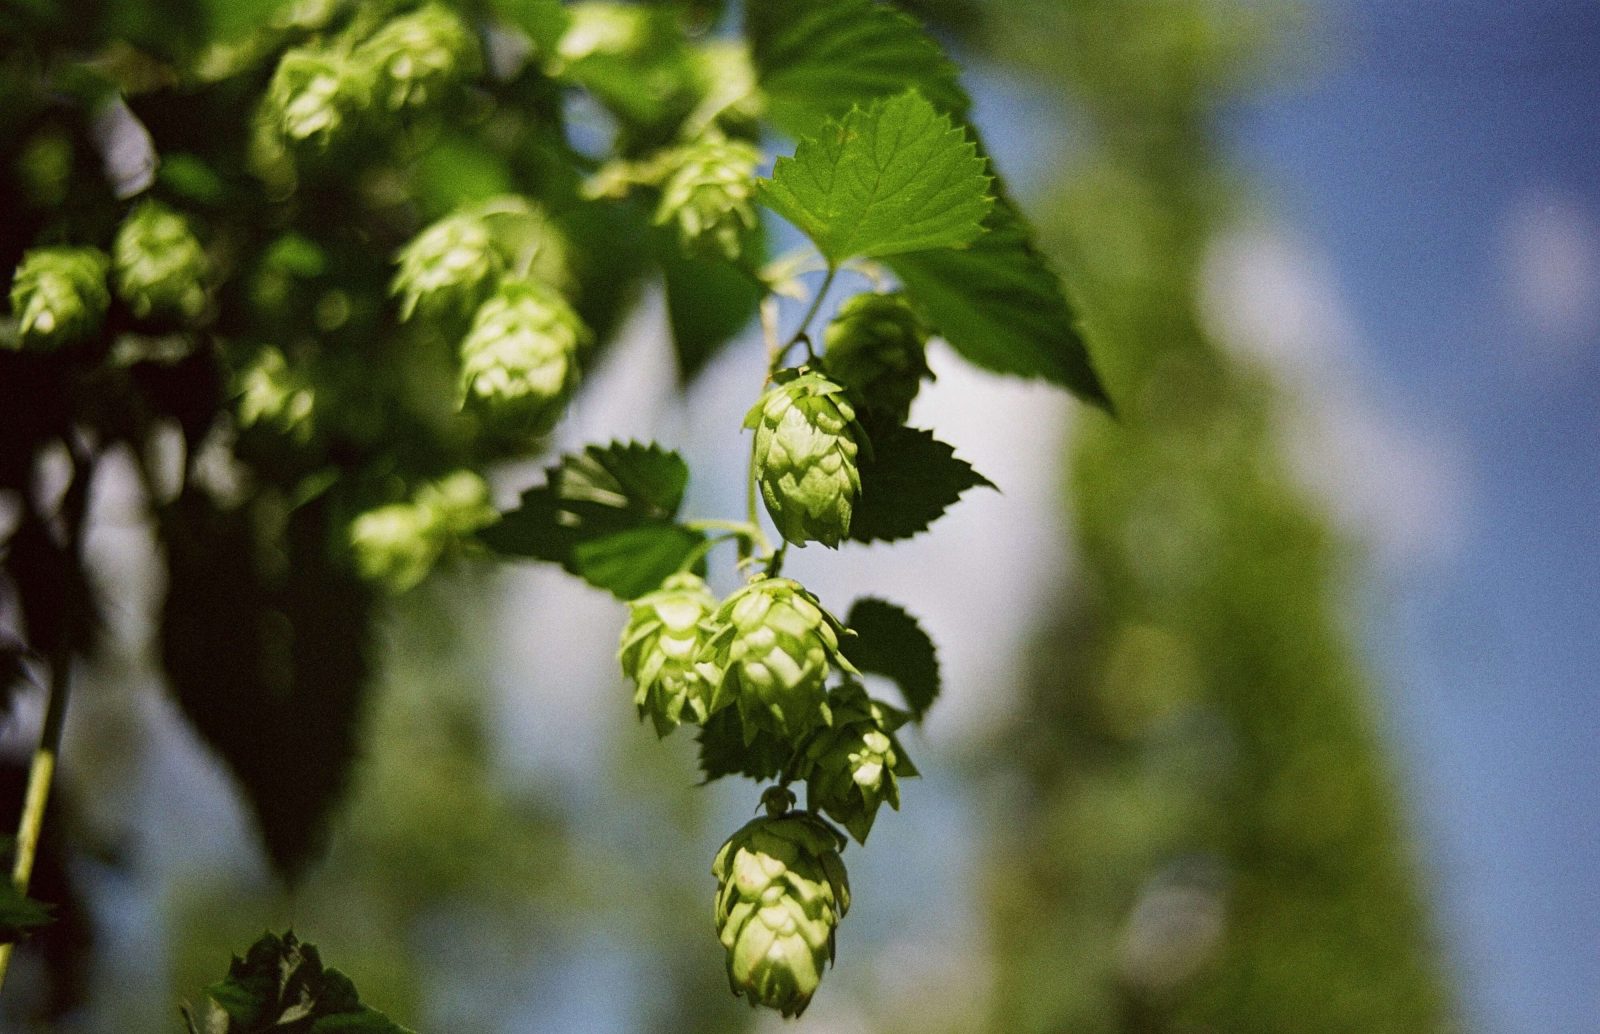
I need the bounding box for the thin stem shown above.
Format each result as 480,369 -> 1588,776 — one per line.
742,443 -> 759,566
773,265 -> 837,372
764,542 -> 788,579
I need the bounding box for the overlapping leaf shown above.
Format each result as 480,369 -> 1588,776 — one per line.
842,599 -> 940,721
849,420 -> 992,544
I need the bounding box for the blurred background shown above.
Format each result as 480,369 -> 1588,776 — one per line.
3,0 -> 1597,1031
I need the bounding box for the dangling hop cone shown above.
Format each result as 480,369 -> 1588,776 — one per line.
800,682 -> 918,844
822,291 -> 932,424
113,201 -> 209,320
713,811 -> 850,1018
619,572 -> 720,736
654,133 -> 762,262
745,369 -> 862,548
8,247 -> 110,349
458,278 -> 589,434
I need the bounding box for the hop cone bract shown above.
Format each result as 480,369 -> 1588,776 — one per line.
619,572 -> 719,736
699,577 -> 851,739
393,211 -> 502,321
8,247 -> 110,349
822,292 -> 931,423
713,811 -> 850,1018
745,370 -> 861,548
112,201 -> 209,320
359,3 -> 479,111
458,278 -> 588,434
800,682 -> 918,843
654,134 -> 761,262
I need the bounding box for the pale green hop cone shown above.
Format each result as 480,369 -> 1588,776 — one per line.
350,470 -> 496,591
713,811 -> 851,1018
619,572 -> 720,736
8,247 -> 110,349
112,201 -> 209,320
457,278 -> 589,434
266,46 -> 372,148
745,370 -> 862,548
654,133 -> 762,262
822,292 -> 932,424
800,682 -> 918,844
358,3 -> 480,112
393,211 -> 503,321
698,577 -> 853,739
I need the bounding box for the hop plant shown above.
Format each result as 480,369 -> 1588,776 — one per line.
713,803 -> 851,1018
350,470 -> 496,591
358,3 -> 480,112
800,683 -> 918,844
458,278 -> 588,434
112,201 -> 209,320
235,347 -> 316,442
822,292 -> 932,423
8,247 -> 110,349
393,211 -> 503,321
266,46 -> 372,148
699,577 -> 852,739
618,572 -> 720,736
654,134 -> 762,262
746,369 -> 862,548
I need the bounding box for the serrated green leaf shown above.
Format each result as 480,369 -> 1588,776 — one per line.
0,881 -> 53,943
849,420 -> 992,543
186,931 -> 413,1034
747,0 -> 970,138
480,442 -> 707,599
842,599 -> 940,721
696,707 -> 792,783
889,194 -> 1111,406
758,90 -> 993,264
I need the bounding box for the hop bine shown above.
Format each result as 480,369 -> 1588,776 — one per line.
112,200 -> 209,320
698,577 -> 852,740
8,247 -> 110,349
457,278 -> 589,434
822,292 -> 933,424
799,682 -> 917,844
713,802 -> 850,1018
746,369 -> 862,548
619,572 -> 720,737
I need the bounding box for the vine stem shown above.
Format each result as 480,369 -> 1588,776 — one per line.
0,441 -> 95,994
773,265 -> 837,370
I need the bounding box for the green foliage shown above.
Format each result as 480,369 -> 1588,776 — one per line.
760,91 -> 993,264
848,420 -> 993,544
181,931 -> 412,1033
0,879 -> 53,945
841,598 -> 941,721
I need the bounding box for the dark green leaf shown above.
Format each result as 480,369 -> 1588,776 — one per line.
653,228 -> 762,385
849,421 -> 992,543
747,0 -> 970,138
185,931 -> 413,1033
481,442 -> 706,599
0,881 -> 53,944
759,90 -> 993,264
889,195 -> 1111,406
842,599 -> 940,721
696,707 -> 792,782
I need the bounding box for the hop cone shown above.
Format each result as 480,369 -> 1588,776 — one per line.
619,572 -> 719,736
8,247 -> 110,349
745,370 -> 861,548
266,46 -> 371,148
112,201 -> 209,320
822,292 -> 931,423
800,683 -> 918,843
350,471 -> 495,591
359,3 -> 480,111
458,278 -> 588,434
654,134 -> 761,262
713,810 -> 850,1018
699,577 -> 851,739
236,347 -> 315,442
393,211 -> 502,321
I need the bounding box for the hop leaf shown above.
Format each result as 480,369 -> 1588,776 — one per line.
350,471 -> 497,591
745,369 -> 861,548
698,577 -> 853,740
822,292 -> 931,423
266,46 -> 373,149
358,3 -> 481,112
654,133 -> 763,263
800,682 -> 917,843
619,572 -> 720,736
112,200 -> 209,320
458,278 -> 589,434
392,210 -> 504,321
7,246 -> 110,349
713,811 -> 850,1018
235,347 -> 316,442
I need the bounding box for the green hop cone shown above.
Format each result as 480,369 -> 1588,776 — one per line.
350,470 -> 495,591
8,247 -> 110,349
358,3 -> 480,112
393,211 -> 503,321
235,347 -> 316,442
112,201 -> 209,320
266,46 -> 372,148
654,134 -> 761,262
800,682 -> 918,844
619,572 -> 720,736
822,292 -> 932,424
745,369 -> 861,548
712,809 -> 850,1018
699,577 -> 852,739
458,278 -> 589,434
